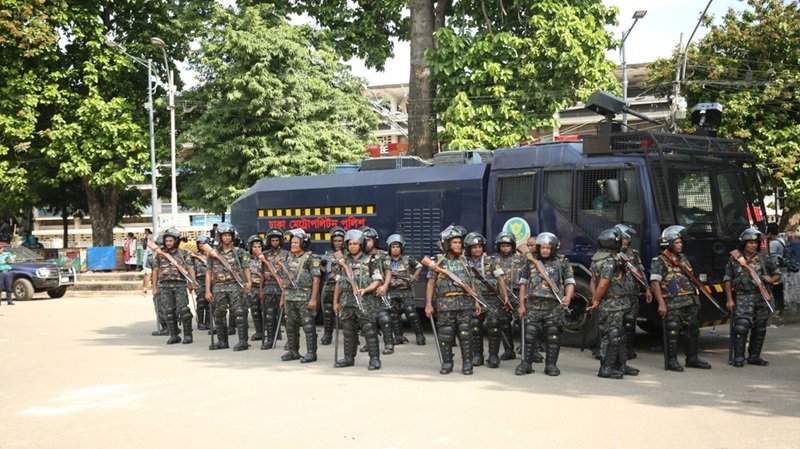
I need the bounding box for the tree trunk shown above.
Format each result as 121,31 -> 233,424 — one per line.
779,204 -> 800,233
408,0 -> 437,160
83,177 -> 119,247
61,209 -> 69,249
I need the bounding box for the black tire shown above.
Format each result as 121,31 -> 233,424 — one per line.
561,277 -> 599,347
13,278 -> 34,301
47,287 -> 68,299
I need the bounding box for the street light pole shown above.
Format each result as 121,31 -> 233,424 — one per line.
621,10 -> 647,129
104,41 -> 159,235
150,37 -> 178,228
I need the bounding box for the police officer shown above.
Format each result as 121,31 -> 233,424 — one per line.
494,232 -> 526,361
192,235 -> 211,330
517,232 -> 574,376
464,232 -> 512,368
650,225 -> 711,371
279,229 -> 322,363
385,234 -> 426,346
152,228 -> 197,345
142,236 -> 167,336
206,223 -> 252,351
724,228 -> 781,368
261,227 -> 288,349
246,235 -> 266,342
614,223 -> 652,360
319,227 -> 345,345
333,229 -> 384,370
363,227 -> 395,355
588,228 -> 640,379
425,227 -> 481,375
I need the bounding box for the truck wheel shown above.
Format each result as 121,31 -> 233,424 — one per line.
561,277 -> 599,347
13,278 -> 34,301
47,287 -> 68,299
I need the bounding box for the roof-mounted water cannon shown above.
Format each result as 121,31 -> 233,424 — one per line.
691,102 -> 723,136
585,91 -> 663,134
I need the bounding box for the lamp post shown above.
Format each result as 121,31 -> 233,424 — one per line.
621,10 -> 647,129
104,40 -> 159,235
150,37 -> 178,228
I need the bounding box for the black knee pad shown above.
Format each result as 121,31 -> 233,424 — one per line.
470,317 -> 483,335
623,314 -> 636,330
179,306 -> 193,321
301,316 -> 315,332
363,321 -> 378,339
546,326 -> 561,343
733,318 -> 750,335
196,298 -> 209,310
165,308 -> 177,320
403,305 -> 417,317
376,311 -> 391,326
457,322 -> 470,339
438,325 -> 455,343
524,324 -> 538,344
234,308 -> 247,325
665,320 -> 680,337
264,307 -> 276,321
341,319 -> 357,336
608,327 -> 623,344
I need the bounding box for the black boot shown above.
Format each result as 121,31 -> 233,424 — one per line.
391,308 -> 407,345
334,321 -> 356,368
165,310 -> 182,345
544,327 -> 561,376
210,319 -> 229,350
616,334 -> 639,376
181,308 -> 194,344
320,300 -> 334,345
377,311 -> 394,355
624,313 -> 637,360
458,324 -> 473,375
684,327 -> 711,369
281,321 -> 302,361
665,321 -> 684,372
196,304 -> 208,331
262,308 -> 276,349
365,322 -> 382,371
746,325 -> 769,366
598,329 -> 623,379
471,317 -> 484,366
233,309 -> 250,351
300,317 -> 318,363
151,322 -> 169,336
227,313 -> 236,335
515,322 -> 536,375
486,327 -> 502,368
731,318 -> 749,368
251,307 -> 264,341
439,326 -> 455,375
500,322 -> 516,360
405,306 -> 426,345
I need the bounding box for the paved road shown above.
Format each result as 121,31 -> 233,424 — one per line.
1,291 -> 798,449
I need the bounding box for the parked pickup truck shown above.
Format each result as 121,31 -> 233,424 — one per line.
4,246 -> 77,300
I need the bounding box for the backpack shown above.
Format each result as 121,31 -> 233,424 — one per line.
775,238 -> 800,273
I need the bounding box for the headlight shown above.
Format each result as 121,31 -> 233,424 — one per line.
36,267 -> 51,277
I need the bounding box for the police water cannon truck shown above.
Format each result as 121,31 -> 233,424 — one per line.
232,91 -> 769,345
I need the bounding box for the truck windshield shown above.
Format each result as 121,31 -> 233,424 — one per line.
671,169 -> 756,237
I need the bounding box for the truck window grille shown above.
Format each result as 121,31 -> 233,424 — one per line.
543,171 -> 572,217
495,173 -> 535,212
401,207 -> 441,259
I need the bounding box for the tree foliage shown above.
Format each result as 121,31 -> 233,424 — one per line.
429,0 -> 618,150
180,4 -> 378,215
647,0 -> 800,230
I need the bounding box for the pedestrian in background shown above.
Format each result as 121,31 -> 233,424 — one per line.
124,232 -> 138,271
0,245 -> 15,305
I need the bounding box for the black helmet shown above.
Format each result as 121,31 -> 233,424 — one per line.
464,232 -> 486,248
217,223 -> 236,236
344,229 -> 366,252
614,223 -> 636,241
163,227 -> 181,240
536,232 -> 560,253
287,228 -> 311,250
495,231 -> 516,252
452,225 -> 467,238
246,234 -> 264,250
440,227 -> 463,253
659,225 -> 687,249
196,234 -> 211,245
266,227 -> 283,239
363,227 -> 379,242
155,236 -> 164,246
597,228 -> 623,251
386,234 -> 405,250
738,228 -> 763,250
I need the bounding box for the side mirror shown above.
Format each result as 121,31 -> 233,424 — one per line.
605,179 -> 628,204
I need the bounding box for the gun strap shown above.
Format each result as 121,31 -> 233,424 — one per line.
157,249 -> 196,286
529,255 -> 562,300
729,250 -> 772,302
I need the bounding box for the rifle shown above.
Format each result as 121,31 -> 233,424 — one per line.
522,252 -> 571,314
147,242 -> 200,289
429,315 -> 443,364
199,243 -> 245,288
190,252 -> 208,265
254,249 -> 285,291
337,259 -> 365,313
421,256 -> 488,310
729,249 -> 775,314
272,307 -> 284,349
661,249 -> 728,317
618,251 -> 653,293
468,266 -> 505,313
276,260 -> 300,290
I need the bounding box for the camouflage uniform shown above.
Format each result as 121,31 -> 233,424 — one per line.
517,255 -> 574,375
650,252 -> 709,370
280,250 -> 321,362
386,255 -> 425,346
144,253 -> 167,335
319,251 -> 342,345
494,253 -> 526,359
335,253 -> 384,370
620,247 -> 645,359
191,253 -> 210,330
261,248 -> 289,349
154,247 -> 194,344
467,254 -> 509,368
245,256 -> 265,341
368,249 -> 395,354
724,252 -> 779,367
428,254 -> 477,374
207,247 -> 251,350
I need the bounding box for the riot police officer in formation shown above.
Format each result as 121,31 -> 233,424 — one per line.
261,227 -> 288,349
517,232 -> 574,376
279,229 -> 322,363
246,235 -> 266,342
319,227 -> 345,345
614,224 -> 651,360
192,235 -> 211,331
650,225 -> 712,371
724,229 -> 780,368
152,228 -> 197,345
362,227 -> 395,355
385,234 -> 426,346
493,232 -> 525,361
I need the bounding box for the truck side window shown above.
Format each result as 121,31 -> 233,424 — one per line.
496,173 -> 536,211
544,171 -> 572,217
579,169 -> 618,219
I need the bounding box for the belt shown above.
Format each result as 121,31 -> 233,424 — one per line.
444,292 -> 466,297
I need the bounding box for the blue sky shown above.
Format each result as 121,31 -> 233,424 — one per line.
350,0 -> 745,85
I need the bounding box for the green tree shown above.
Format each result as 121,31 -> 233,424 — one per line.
180,4 -> 378,216
428,0 -> 618,150
647,0 -> 800,230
